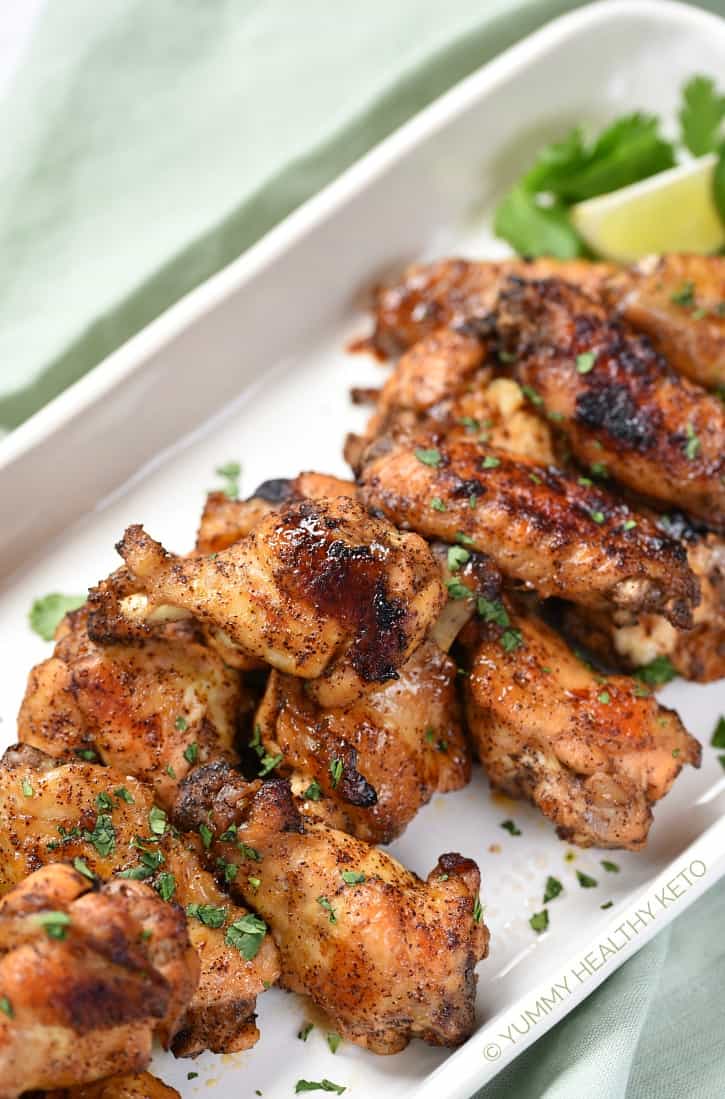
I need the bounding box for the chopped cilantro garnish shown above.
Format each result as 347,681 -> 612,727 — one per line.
183,741 -> 199,765
317,896 -> 337,924
199,823 -> 214,849
226,914 -> 267,959
327,1032 -> 342,1054
501,819 -> 521,836
295,1082 -> 346,1096
576,870 -> 598,889
679,75 -> 725,154
96,791 -> 113,812
341,870 -> 366,885
75,748 -> 98,762
0,996 -> 12,1018
249,876 -> 261,890
623,519 -> 637,531
477,597 -> 509,627
601,860 -> 620,873
670,281 -> 696,307
597,690 -> 611,704
239,843 -> 261,861
576,351 -> 596,374
215,461 -> 241,499
521,385 -> 543,406
35,910 -> 71,940
473,893 -> 484,923
298,1022 -> 314,1041
329,759 -> 343,788
589,510 -> 606,525
543,876 -> 563,903
175,715 -> 188,732
303,780 -> 322,801
447,545 -> 470,572
258,752 -> 283,777
149,806 -> 167,836
72,856 -> 95,882
529,909 -> 549,934
155,872 -> 176,902
414,447 -> 442,468
219,824 -> 237,842
481,455 -> 500,469
501,628 -> 524,652
21,778 -> 33,798
711,715 -> 725,749
430,496 -> 447,511
684,422 -> 700,460
186,903 -> 227,928
29,593 -> 86,641
601,900 -> 614,910
114,786 -> 134,803
634,656 -> 677,687
446,579 -> 471,600
84,814 -> 116,858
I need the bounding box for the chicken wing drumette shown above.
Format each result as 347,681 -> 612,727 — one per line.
175,765 -> 489,1054
463,600 -> 701,849
17,607 -> 246,809
0,864 -> 197,1098
0,747 -> 279,1058
115,495 -> 445,708
357,434 -> 699,626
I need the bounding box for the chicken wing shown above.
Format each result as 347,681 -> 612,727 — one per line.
371,254 -> 725,390
0,747 -> 279,1058
174,765 -> 489,1054
115,496 -> 445,708
0,864 -> 197,1098
495,276 -> 725,526
357,434 -> 698,625
40,1073 -> 180,1099
463,601 -> 701,849
17,607 -> 245,809
254,638 -> 470,843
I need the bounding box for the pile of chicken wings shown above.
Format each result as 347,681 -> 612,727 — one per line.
2,254 -> 723,1097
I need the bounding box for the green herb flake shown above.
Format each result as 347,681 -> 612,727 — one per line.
543,876 -> 563,903
226,914 -> 268,960
711,715 -> 725,749
576,351 -> 596,374
239,843 -> 261,862
601,860 -> 620,873
447,545 -> 470,572
430,496 -> 447,512
477,597 -> 510,627
589,510 -> 606,525
114,786 -> 134,804
671,281 -> 696,308
529,472 -> 542,485
414,447 -> 442,468
258,752 -> 283,777
21,778 -> 33,798
0,996 -> 13,1018
215,461 -> 241,499
218,824 -> 237,843
481,455 -> 500,470
186,903 -> 227,929
634,656 -> 677,687
446,579 -> 471,600
75,748 -> 98,762
341,870 -> 366,885
249,876 -> 261,891
576,870 -> 598,889
96,791 -> 113,812
601,900 -> 614,910
35,910 -> 72,940
84,814 -> 116,858
500,628 -> 524,653
679,75 -> 725,155
183,742 -> 199,765
469,494 -> 479,509
303,780 -> 322,802
529,909 -> 549,934
187,1072 -> 199,1081
327,1032 -> 342,1054
317,896 -> 337,924
165,764 -> 176,778
199,823 -> 214,849
154,872 -> 176,902
295,1082 -> 346,1096
623,519 -> 637,531
684,422 -> 700,460
72,856 -> 96,882
329,759 -> 343,788
298,1022 -> 314,1041
473,893 -> 484,923
149,806 -> 167,836
597,690 -> 611,705
29,593 -> 86,641
501,819 -> 522,836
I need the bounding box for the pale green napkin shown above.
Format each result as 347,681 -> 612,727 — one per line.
2,2 -> 724,1096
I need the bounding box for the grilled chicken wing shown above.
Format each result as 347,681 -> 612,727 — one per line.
254,638 -> 470,843
175,766 -> 488,1054
0,747 -> 279,1058
17,608 -> 245,809
115,496 -> 445,709
0,864 -> 197,1098
463,602 -> 701,849
41,1073 -> 180,1099
357,434 -> 698,625
371,254 -> 725,390
495,277 -> 725,526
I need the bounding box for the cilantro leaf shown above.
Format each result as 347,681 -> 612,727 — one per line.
679,75 -> 725,155
493,184 -> 584,259
29,593 -> 86,641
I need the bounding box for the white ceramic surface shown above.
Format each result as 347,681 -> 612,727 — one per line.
1,3 -> 724,1097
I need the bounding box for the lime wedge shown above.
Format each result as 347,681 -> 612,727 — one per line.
570,154 -> 724,262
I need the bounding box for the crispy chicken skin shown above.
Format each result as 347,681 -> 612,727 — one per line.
116,496 -> 445,709
562,529 -> 725,683
175,766 -> 489,1054
495,277 -> 725,526
17,608 -> 245,809
0,747 -> 280,1059
357,435 -> 698,626
0,864 -> 197,1098
371,254 -> 725,390
463,604 -> 701,849
255,639 -> 470,843
39,1073 -> 180,1099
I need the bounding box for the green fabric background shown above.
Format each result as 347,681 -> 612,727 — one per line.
2,1 -> 725,1095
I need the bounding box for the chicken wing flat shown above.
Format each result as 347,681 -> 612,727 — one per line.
495,277 -> 725,526
463,601 -> 701,849
371,254 -> 725,390
255,638 -> 470,844
174,765 -> 489,1054
116,495 -> 445,708
0,864 -> 197,1098
357,435 -> 698,626
17,607 -> 246,809
0,747 -> 279,1058
40,1073 -> 180,1099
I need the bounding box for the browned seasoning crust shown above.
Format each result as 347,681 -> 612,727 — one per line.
357,434 -> 699,626
0,864 -> 198,1097
38,1072 -> 180,1099
495,276 -> 725,527
175,766 -> 489,1054
463,602 -> 701,850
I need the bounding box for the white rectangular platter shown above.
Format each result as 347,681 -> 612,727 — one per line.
1,3 -> 724,1097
